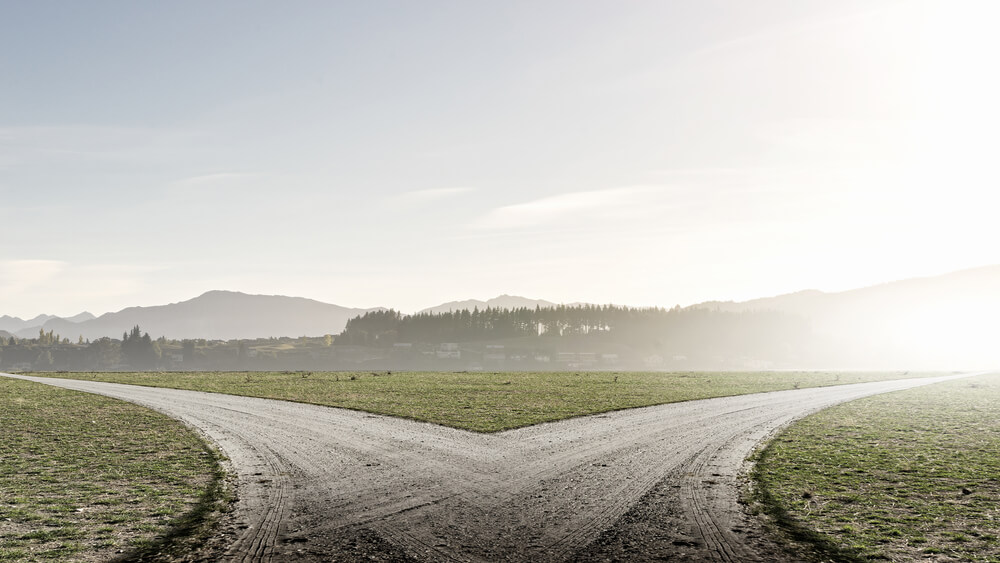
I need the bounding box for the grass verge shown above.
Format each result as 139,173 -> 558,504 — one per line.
34,370 -> 941,433
0,377 -> 227,562
752,372 -> 1000,562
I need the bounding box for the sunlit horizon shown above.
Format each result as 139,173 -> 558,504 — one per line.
3,1 -> 999,326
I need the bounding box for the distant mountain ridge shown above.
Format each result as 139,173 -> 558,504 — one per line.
0,314 -> 58,333
1,312 -> 95,335
419,295 -> 558,315
16,291 -> 377,341
690,265 -> 1000,321
5,265 -> 998,357
10,292 -> 560,342
64,312 -> 96,323
688,264 -> 1000,367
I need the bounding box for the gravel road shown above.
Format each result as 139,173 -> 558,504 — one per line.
2,373 -> 971,562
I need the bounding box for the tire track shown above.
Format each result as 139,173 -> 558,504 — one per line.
222,442 -> 289,563
1,372 -> 976,562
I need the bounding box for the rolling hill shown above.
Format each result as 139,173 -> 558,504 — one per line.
0,314 -> 58,333
5,265 -> 998,368
691,265 -> 1000,367
18,291 -> 378,341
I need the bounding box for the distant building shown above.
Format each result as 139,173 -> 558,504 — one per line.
557,352 -> 576,363
393,343 -> 414,357
484,344 -> 505,363
437,343 -> 461,359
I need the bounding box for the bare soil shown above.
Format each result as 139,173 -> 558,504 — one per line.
3,373 -> 969,562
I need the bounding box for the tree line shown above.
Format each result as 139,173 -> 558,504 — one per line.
0,305 -> 819,371
336,304 -> 812,361
1,325 -> 162,370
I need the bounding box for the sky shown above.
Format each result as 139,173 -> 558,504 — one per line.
2,0 -> 999,318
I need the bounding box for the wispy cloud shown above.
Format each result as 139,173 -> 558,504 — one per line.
683,3 -> 903,66
391,187 -> 476,204
0,260 -> 67,297
170,172 -> 256,189
0,125 -> 207,166
0,260 -> 164,317
756,118 -> 903,159
473,186 -> 664,230
163,173 -> 263,208
647,167 -> 776,178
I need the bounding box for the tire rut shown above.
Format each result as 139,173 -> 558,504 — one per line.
223,441 -> 290,563
1,372 -> 978,562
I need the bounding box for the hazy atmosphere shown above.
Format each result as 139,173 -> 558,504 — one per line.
3,0 -> 999,318
3,4 -> 1000,562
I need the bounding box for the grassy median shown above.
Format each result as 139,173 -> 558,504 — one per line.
34,370 -> 940,433
0,378 -> 225,562
753,372 -> 1000,562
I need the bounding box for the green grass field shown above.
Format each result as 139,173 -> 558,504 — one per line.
10,368 -> 966,562
34,370 -> 937,432
0,378 -> 225,562
753,372 -> 1000,562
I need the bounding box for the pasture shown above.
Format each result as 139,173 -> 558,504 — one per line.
753,372 -> 1000,561
0,378 -> 225,562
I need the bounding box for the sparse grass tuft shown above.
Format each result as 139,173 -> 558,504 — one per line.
753,372 -> 1000,562
0,378 -> 225,562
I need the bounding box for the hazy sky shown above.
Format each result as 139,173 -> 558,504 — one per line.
3,1 -> 999,318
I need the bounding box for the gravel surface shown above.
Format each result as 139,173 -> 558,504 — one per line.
3,372 -> 971,562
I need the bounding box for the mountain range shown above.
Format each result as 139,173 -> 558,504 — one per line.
694,265 -> 1000,320
8,291 -> 374,341
0,312 -> 94,333
4,266 -> 998,354
4,294 -> 563,341
695,264 -> 1000,367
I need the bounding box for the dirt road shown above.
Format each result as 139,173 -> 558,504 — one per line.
2,373 -> 970,561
